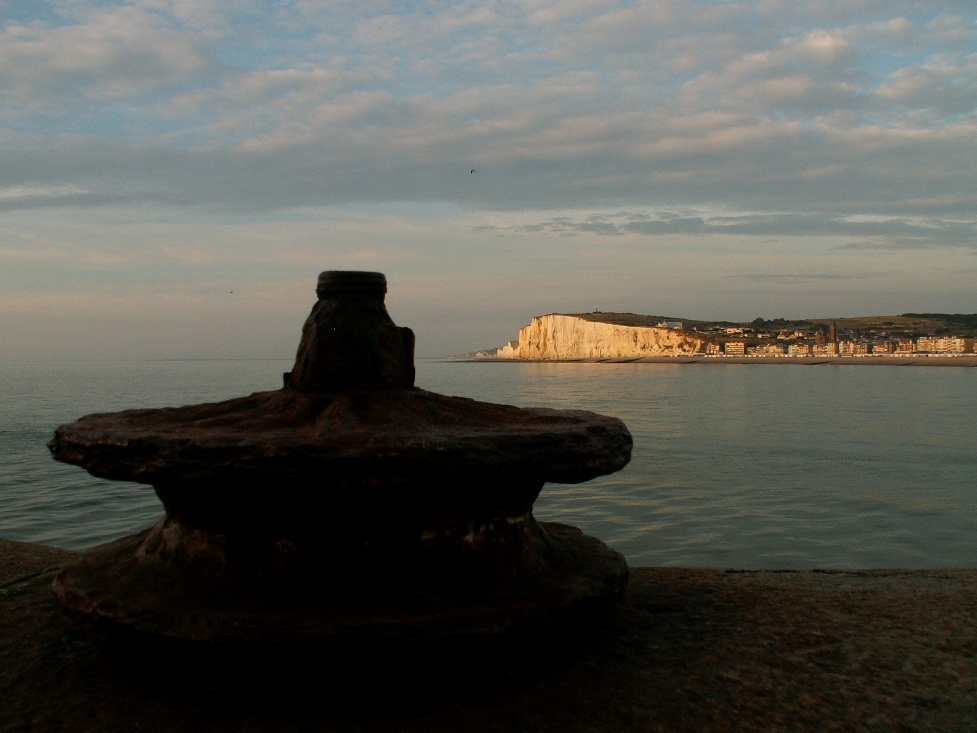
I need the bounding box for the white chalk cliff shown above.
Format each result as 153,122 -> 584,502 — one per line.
498,314 -> 708,360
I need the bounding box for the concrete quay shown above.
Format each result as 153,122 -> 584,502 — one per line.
3,536 -> 975,733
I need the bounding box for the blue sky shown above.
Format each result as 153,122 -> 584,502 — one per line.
1,0 -> 975,359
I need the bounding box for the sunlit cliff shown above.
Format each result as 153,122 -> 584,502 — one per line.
497,314 -> 708,360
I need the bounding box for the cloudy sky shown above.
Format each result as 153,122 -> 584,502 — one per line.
2,0 -> 975,360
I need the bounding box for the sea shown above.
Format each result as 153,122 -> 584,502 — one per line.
1,358 -> 974,569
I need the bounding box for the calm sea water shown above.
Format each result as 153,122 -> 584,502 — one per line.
1,359 -> 974,569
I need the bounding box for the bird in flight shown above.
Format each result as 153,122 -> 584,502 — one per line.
470,169 -> 476,174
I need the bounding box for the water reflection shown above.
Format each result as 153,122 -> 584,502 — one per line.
420,361 -> 977,569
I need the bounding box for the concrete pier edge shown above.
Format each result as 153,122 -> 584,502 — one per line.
2,536 -> 975,732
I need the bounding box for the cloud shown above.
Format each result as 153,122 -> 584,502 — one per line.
477,210 -> 977,251
0,1 -> 972,218
877,54 -> 977,117
2,1 -> 977,359
727,273 -> 865,283
0,4 -> 212,106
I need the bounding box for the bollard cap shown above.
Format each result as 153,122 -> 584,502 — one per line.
316,271 -> 386,299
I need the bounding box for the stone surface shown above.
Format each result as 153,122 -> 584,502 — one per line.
3,538 -> 976,733
500,313 -> 708,359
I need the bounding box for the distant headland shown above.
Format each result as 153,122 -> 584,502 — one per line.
466,312 -> 977,362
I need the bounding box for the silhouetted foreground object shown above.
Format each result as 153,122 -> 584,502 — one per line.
48,271 -> 632,647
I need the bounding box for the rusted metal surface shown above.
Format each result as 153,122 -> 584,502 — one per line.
47,272 -> 631,645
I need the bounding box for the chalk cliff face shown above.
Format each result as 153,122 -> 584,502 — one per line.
498,314 -> 707,360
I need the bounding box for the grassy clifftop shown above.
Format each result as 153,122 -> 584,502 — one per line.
566,312 -> 977,337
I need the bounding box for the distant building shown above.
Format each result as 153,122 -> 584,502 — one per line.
838,341 -> 869,355
918,336 -> 974,354
917,337 -> 939,353
748,343 -> 785,355
941,337 -> 973,353
657,320 -> 683,330
723,341 -> 747,355
788,343 -> 812,356
895,340 -> 917,354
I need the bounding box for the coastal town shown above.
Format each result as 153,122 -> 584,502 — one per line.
486,312 -> 977,360
695,321 -> 976,357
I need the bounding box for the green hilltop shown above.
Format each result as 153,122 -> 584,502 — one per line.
567,312 -> 977,338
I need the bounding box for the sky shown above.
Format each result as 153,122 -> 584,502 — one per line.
1,0 -> 975,360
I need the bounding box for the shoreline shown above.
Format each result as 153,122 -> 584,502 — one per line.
463,355 -> 977,366
3,536 -> 976,732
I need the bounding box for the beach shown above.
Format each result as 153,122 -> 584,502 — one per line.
483,355 -> 977,366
